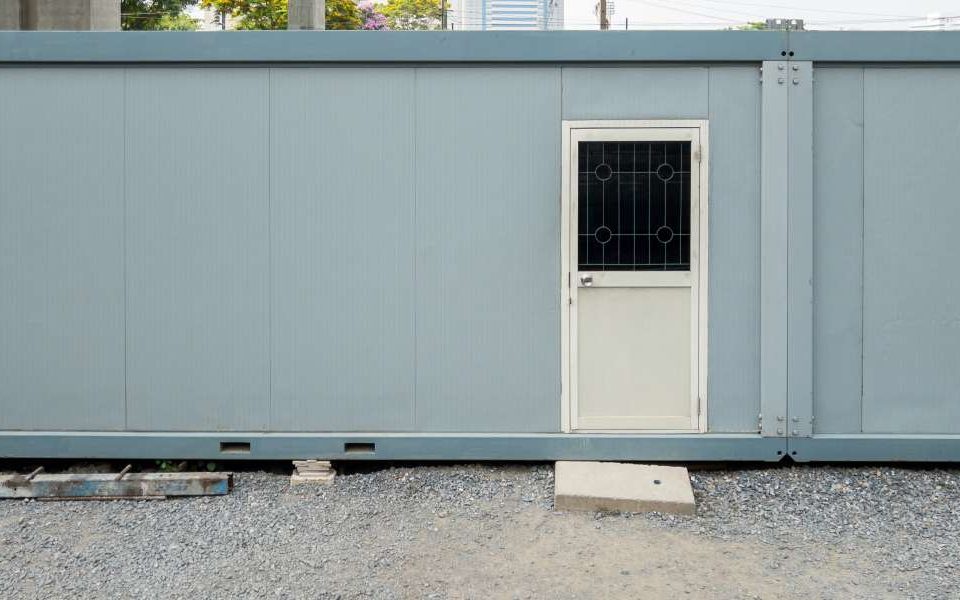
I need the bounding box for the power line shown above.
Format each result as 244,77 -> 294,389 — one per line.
804,14 -> 958,25
639,0 -> 918,19
647,0 -> 767,21
637,0 -> 742,23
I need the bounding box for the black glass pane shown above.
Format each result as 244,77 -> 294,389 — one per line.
577,141 -> 691,271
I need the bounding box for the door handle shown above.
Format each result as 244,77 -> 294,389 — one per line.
580,274 -> 593,286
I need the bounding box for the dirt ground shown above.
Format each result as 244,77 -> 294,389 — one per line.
0,464 -> 949,599
396,508 -> 900,599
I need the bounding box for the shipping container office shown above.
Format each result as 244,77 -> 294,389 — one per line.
2,31 -> 960,462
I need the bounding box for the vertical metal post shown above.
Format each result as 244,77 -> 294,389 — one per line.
599,0 -> 608,30
760,55 -> 815,445
441,0 -> 447,29
760,60 -> 790,438
787,61 -> 814,438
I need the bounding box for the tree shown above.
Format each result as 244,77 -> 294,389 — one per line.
200,0 -> 286,29
158,13 -> 201,29
201,0 -> 362,30
359,1 -> 388,30
326,0 -> 363,29
733,21 -> 767,30
122,0 -> 198,30
381,0 -> 442,30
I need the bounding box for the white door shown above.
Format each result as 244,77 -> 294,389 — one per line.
562,121 -> 707,432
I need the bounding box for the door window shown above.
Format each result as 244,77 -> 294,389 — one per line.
577,141 -> 691,271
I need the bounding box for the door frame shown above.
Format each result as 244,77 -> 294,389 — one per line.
560,120 -> 709,433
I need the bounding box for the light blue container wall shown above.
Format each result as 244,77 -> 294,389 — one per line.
812,67 -> 863,434
124,69 -> 271,431
561,66 -> 764,432
704,67 -> 763,433
415,68 -> 561,432
561,67 -> 708,119
0,64 -> 764,434
0,69 -> 126,430
812,66 -> 960,435
861,68 -> 960,434
270,68 -> 417,432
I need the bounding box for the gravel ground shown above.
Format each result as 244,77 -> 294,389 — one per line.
1,462 -> 958,599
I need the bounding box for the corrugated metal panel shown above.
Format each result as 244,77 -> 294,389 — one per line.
0,31 -> 792,63
759,60 -> 789,437
1,65 -> 750,435
124,68 -> 271,431
0,431 -> 785,461
789,31 -> 960,62
414,67 -> 561,432
704,66 -> 762,432
0,69 -> 126,430
787,62 -> 814,438
561,67 -> 708,120
812,67 -> 863,434
270,68 -> 416,432
861,67 -> 960,434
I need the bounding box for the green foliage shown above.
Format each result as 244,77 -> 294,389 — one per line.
155,459 -> 186,472
734,21 -> 767,30
201,0 -> 287,29
122,0 -> 198,30
201,0 -> 364,30
381,0 -> 442,30
326,0 -> 363,30
193,0 -> 370,29
158,12 -> 201,29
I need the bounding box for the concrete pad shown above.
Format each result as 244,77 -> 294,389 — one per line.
554,461 -> 695,515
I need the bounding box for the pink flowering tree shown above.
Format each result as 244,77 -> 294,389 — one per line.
359,1 -> 389,29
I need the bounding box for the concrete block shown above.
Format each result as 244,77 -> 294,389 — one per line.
554,461 -> 695,515
290,459 -> 335,485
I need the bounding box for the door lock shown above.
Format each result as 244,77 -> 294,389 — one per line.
580,274 -> 593,286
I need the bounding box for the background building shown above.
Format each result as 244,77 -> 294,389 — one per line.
449,0 -> 562,30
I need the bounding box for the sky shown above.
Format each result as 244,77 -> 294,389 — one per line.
564,0 -> 960,30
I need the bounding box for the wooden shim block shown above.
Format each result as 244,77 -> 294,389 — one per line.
0,472 -> 233,499
293,460 -> 332,471
290,459 -> 336,485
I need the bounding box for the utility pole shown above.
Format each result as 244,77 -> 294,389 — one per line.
441,0 -> 447,30
599,0 -> 609,30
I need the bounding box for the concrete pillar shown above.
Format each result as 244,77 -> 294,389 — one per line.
20,0 -> 119,30
87,0 -> 118,29
288,0 -> 324,30
0,0 -> 20,29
